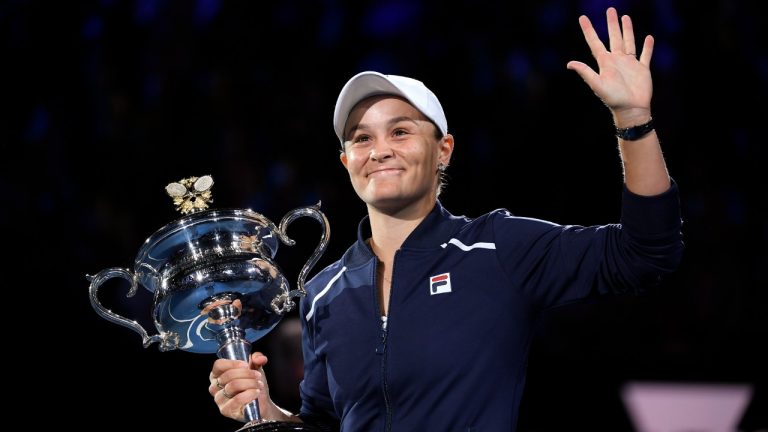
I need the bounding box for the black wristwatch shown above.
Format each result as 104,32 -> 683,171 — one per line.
615,117 -> 655,140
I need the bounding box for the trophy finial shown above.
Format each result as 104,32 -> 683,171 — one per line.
165,175 -> 214,215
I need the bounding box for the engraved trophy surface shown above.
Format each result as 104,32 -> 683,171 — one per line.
88,175 -> 327,431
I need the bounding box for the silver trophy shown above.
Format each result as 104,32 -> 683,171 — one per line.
88,175 -> 327,431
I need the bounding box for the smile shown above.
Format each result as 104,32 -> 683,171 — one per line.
368,168 -> 402,177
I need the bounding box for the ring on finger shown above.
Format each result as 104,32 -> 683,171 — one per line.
222,387 -> 234,399
216,378 -> 224,390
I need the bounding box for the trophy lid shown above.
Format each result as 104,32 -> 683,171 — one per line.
164,175 -> 215,215
133,176 -> 281,293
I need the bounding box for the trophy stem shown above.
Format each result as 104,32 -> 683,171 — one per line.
217,327 -> 262,423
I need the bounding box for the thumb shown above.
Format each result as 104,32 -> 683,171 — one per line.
566,61 -> 599,88
250,351 -> 269,369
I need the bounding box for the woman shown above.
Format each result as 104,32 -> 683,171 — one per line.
208,7 -> 684,431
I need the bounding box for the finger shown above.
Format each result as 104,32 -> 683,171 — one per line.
621,14 -> 637,55
208,373 -> 225,396
210,377 -> 249,398
216,366 -> 264,389
221,371 -> 264,397
606,7 -> 623,53
639,35 -> 654,66
212,354 -> 266,387
209,381 -> 221,397
214,379 -> 253,404
209,370 -> 228,385
577,15 -> 606,60
211,358 -> 250,378
215,387 -> 261,421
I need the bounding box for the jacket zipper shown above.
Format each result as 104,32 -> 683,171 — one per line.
379,314 -> 390,432
374,257 -> 395,432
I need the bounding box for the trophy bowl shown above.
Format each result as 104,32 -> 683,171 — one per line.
88,175 -> 326,431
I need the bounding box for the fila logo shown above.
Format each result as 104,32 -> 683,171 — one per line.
429,273 -> 452,295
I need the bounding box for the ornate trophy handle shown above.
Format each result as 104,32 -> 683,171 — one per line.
87,268 -> 178,351
271,202 -> 330,313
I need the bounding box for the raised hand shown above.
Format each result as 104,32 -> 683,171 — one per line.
566,7 -> 654,123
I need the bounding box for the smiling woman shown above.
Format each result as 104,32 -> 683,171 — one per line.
206,8 -> 684,432
339,95 -> 453,217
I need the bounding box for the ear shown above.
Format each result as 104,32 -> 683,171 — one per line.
339,150 -> 349,169
438,134 -> 455,166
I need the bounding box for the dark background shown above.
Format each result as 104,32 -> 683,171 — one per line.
5,0 -> 766,430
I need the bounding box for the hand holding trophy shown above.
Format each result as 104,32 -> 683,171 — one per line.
88,175 -> 326,431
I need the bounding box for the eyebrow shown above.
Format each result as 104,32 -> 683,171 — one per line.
346,116 -> 422,138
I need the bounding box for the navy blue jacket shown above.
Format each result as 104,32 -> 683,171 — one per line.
297,183 -> 684,431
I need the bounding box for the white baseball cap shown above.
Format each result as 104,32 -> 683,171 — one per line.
333,71 -> 448,145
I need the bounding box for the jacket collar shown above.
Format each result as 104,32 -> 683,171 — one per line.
343,200 -> 469,268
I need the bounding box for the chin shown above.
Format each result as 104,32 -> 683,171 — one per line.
363,193 -> 406,209
362,185 -> 404,201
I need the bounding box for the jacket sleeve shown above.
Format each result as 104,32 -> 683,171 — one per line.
492,180 -> 684,309
297,286 -> 341,430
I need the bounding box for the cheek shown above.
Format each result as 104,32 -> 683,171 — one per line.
345,153 -> 367,173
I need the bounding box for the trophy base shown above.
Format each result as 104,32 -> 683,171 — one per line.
236,420 -> 319,432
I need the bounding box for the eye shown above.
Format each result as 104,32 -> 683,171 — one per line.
352,134 -> 371,143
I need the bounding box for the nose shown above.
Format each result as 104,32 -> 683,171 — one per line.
369,142 -> 393,162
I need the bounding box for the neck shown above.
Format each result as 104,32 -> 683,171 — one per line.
367,199 -> 435,261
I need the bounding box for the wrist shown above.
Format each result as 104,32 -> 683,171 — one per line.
612,107 -> 652,128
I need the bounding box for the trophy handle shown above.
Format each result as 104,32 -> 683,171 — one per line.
276,202 -> 330,304
87,268 -> 173,350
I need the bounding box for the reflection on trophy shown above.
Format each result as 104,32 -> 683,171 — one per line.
88,175 -> 327,431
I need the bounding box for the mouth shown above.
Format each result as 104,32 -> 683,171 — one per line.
367,168 -> 402,178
